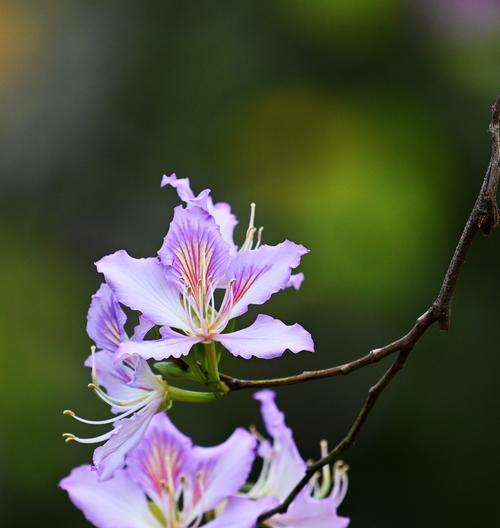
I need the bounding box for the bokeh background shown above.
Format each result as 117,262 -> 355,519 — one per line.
1,1 -> 500,526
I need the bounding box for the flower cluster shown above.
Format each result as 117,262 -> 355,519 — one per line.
61,175 -> 350,527
61,390 -> 349,527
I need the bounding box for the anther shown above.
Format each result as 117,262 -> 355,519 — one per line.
88,383 -> 98,390
63,410 -> 75,417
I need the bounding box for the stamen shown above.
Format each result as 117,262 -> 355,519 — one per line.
315,439 -> 332,499
330,461 -> 349,507
62,430 -> 114,444
62,394 -> 155,426
255,226 -> 264,248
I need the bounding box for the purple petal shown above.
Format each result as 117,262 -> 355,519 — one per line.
204,497 -> 278,528
93,402 -> 161,481
206,198 -> 238,249
253,390 -> 307,501
271,491 -> 350,528
84,351 -> 143,409
286,272 -> 305,290
131,315 -> 155,341
117,328 -> 202,361
188,428 -> 257,520
158,206 -> 230,291
161,174 -> 238,248
126,413 -> 193,506
86,283 -> 127,352
226,241 -> 309,318
60,465 -> 160,528
96,250 -> 188,331
215,315 -> 314,359
161,173 -> 196,202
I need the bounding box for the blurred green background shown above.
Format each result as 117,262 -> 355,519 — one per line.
1,0 -> 500,526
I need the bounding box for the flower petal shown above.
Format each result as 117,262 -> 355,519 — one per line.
215,315 -> 314,359
252,390 -> 307,501
84,351 -> 146,409
187,428 -> 257,521
286,272 -> 304,291
126,413 -> 193,506
161,173 -> 196,202
117,328 -> 202,361
60,465 -> 160,528
86,283 -> 127,352
226,241 -> 309,318
203,497 -> 278,528
158,206 -> 230,292
96,250 -> 188,331
161,173 -> 238,248
271,491 -> 350,528
93,402 -> 161,481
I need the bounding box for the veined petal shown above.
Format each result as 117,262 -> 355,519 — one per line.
215,315 -> 314,360
96,250 -> 188,331
158,206 -> 230,292
117,328 -> 202,361
60,465 -> 161,528
86,283 -> 127,352
203,497 -> 278,528
187,428 -> 257,522
126,413 -> 193,506
226,241 -> 309,319
270,491 -> 350,528
94,402 -> 161,481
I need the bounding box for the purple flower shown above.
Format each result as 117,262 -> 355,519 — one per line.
247,390 -> 350,528
60,413 -> 274,528
63,284 -> 168,481
95,177 -> 314,362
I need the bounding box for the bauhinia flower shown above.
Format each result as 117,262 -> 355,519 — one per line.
246,390 -> 350,528
63,283 -> 169,481
60,413 -> 275,528
95,177 -> 314,373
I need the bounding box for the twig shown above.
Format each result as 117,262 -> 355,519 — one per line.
257,96 -> 500,523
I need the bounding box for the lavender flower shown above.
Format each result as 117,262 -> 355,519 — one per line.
63,283 -> 168,481
247,390 -> 350,527
60,413 -> 274,528
95,177 -> 314,363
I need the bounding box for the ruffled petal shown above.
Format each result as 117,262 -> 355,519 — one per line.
204,497 -> 278,528
126,413 -> 193,506
215,315 -> 314,359
161,173 -> 196,202
117,328 -> 202,361
93,402 -> 161,481
161,173 -> 238,249
187,428 -> 257,521
226,241 -> 309,318
271,491 -> 350,528
60,465 -> 160,528
96,250 -> 188,331
86,283 -> 127,352
158,206 -> 230,291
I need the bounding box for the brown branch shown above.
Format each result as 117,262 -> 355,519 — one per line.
257,96 -> 500,524
225,96 -> 500,393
